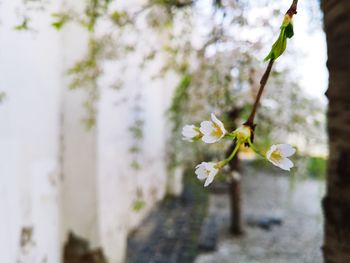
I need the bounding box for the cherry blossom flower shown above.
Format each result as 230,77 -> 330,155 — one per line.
195,162 -> 219,187
233,125 -> 252,144
200,113 -> 226,144
182,125 -> 201,142
266,144 -> 296,171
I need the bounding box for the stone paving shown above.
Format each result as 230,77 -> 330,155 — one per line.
195,169 -> 325,263
126,175 -> 208,263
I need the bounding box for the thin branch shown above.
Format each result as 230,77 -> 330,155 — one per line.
244,59 -> 274,127
243,0 -> 299,128
287,0 -> 299,17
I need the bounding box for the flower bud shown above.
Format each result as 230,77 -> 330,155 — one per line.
234,125 -> 251,143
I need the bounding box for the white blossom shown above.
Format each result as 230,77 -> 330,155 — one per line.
182,125 -> 200,142
233,125 -> 251,143
195,162 -> 219,187
266,144 -> 296,171
200,113 -> 226,144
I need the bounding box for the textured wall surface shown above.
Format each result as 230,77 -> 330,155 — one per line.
0,0 -> 62,262
0,0 -> 179,262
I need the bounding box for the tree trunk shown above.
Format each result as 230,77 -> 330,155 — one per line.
322,1 -> 350,262
229,173 -> 243,235
226,108 -> 244,235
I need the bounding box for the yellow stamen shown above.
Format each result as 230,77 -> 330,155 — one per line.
211,124 -> 223,138
235,125 -> 251,143
270,149 -> 283,162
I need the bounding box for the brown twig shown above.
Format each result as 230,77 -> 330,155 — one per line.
286,0 -> 299,17
244,59 -> 274,127
243,0 -> 298,128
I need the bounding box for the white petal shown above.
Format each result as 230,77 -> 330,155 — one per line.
197,172 -> 207,180
204,169 -> 217,187
275,158 -> 294,171
195,164 -> 207,179
266,145 -> 277,160
182,125 -> 199,139
200,121 -> 215,135
268,158 -> 278,167
276,144 -> 296,157
195,162 -> 204,168
202,134 -> 218,144
203,162 -> 218,187
211,113 -> 226,134
218,132 -> 225,140
204,162 -> 216,170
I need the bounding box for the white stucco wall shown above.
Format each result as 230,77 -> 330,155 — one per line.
97,57 -> 169,262
0,0 -> 62,262
59,0 -> 101,250
0,0 -> 179,263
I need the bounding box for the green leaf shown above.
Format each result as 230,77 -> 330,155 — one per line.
167,74 -> 192,132
14,18 -> 29,31
264,28 -> 287,61
51,21 -> 65,30
132,199 -> 146,212
264,15 -> 294,62
285,23 -> 294,39
51,13 -> 70,30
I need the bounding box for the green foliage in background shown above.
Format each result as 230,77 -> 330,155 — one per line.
307,156 -> 326,179
11,0 -> 327,177
248,156 -> 326,180
168,74 -> 192,133
132,199 -> 146,212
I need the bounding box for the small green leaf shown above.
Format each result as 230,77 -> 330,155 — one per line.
264,28 -> 287,61
51,13 -> 70,30
285,23 -> 294,39
14,18 -> 29,31
132,199 -> 146,212
52,21 -> 64,30
264,15 -> 294,62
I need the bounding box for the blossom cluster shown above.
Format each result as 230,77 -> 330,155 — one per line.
182,113 -> 296,187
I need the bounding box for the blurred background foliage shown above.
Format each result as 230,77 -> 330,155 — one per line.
12,0 -> 327,179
